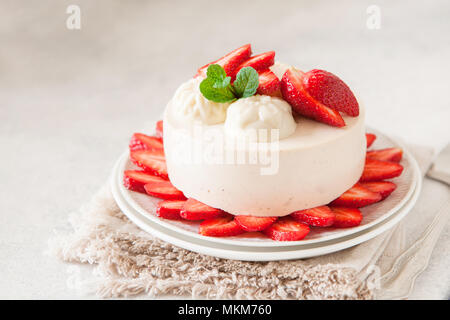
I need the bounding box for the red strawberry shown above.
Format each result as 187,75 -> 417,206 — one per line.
143,181 -> 186,200
281,68 -> 346,127
290,206 -> 335,227
232,51 -> 275,78
367,148 -> 403,162
129,133 -> 164,151
130,150 -> 168,179
180,198 -> 224,220
123,170 -> 166,193
156,200 -> 186,220
155,120 -> 163,140
330,207 -> 363,228
199,216 -> 244,237
196,44 -> 252,78
330,183 -> 382,208
366,133 -> 376,148
360,159 -> 404,182
256,70 -> 281,97
263,216 -> 310,241
360,181 -> 397,200
234,215 -> 278,232
303,69 -> 359,116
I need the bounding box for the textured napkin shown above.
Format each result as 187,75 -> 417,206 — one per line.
48,144 -> 449,299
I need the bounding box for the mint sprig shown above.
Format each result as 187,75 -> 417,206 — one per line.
200,64 -> 259,103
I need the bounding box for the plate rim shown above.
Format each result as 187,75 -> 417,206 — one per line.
115,130 -> 420,247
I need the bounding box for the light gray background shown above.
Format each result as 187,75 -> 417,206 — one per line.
1,0 -> 449,299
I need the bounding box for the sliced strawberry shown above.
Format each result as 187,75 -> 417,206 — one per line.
155,120 -> 163,140
196,44 -> 252,78
199,216 -> 244,237
130,150 -> 168,179
366,133 -> 376,148
330,183 -> 382,208
156,200 -> 185,220
303,69 -> 359,117
256,69 -> 281,97
180,198 -> 224,220
234,215 -> 278,232
330,207 -> 363,228
360,159 -> 404,182
123,170 -> 166,193
360,181 -> 397,200
143,181 -> 186,200
281,68 -> 345,127
129,133 -> 164,152
367,148 -> 403,162
232,51 -> 275,78
263,216 -> 310,241
290,206 -> 335,227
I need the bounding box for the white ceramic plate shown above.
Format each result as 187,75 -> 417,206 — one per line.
111,166 -> 422,261
114,129 -> 420,247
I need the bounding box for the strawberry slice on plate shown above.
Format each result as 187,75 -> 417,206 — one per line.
366,133 -> 376,148
199,216 -> 244,237
303,69 -> 359,117
180,198 -> 224,220
360,159 -> 404,182
290,205 -> 335,227
360,181 -> 397,200
367,148 -> 403,162
155,120 -> 163,140
196,44 -> 252,78
330,183 -> 382,208
232,51 -> 275,78
156,200 -> 186,220
130,149 -> 168,179
234,215 -> 278,232
144,180 -> 186,200
123,170 -> 166,193
129,133 -> 164,151
263,216 -> 310,241
256,70 -> 281,97
330,207 -> 363,228
281,68 -> 346,127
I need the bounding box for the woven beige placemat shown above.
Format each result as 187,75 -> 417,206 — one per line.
48,184 -> 374,299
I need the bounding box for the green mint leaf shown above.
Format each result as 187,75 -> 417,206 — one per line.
200,78 -> 236,103
206,64 -> 230,89
233,67 -> 259,98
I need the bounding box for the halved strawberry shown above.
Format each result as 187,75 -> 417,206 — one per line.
366,133 -> 376,148
303,69 -> 359,117
130,150 -> 168,179
196,44 -> 252,78
199,216 -> 244,237
360,159 -> 404,182
234,215 -> 278,232
123,170 -> 166,193
263,216 -> 310,241
360,181 -> 397,200
129,133 -> 164,151
367,148 -> 403,162
330,183 -> 382,208
281,68 -> 346,127
330,207 -> 363,228
180,198 -> 224,220
144,181 -> 186,200
156,200 -> 186,220
290,206 -> 335,227
232,51 -> 275,78
256,70 -> 281,97
155,120 -> 163,140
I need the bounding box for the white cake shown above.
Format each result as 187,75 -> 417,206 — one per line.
162,63 -> 366,217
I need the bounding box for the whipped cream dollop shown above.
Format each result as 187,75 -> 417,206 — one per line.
169,78 -> 231,125
224,95 -> 297,142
